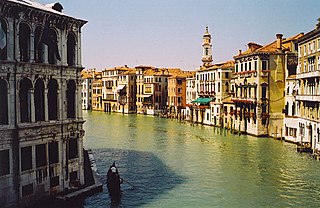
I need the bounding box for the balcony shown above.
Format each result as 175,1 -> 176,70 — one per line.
234,70 -> 257,78
231,97 -> 257,104
260,70 -> 270,77
295,94 -> 320,102
296,70 -> 320,79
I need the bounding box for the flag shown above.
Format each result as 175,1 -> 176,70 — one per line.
0,22 -> 6,50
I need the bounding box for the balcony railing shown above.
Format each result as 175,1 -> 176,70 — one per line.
296,70 -> 320,79
231,97 -> 257,104
295,94 -> 320,102
261,70 -> 270,77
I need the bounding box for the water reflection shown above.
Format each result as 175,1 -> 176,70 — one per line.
82,111 -> 320,207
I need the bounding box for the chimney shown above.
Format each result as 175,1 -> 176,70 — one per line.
276,34 -> 283,49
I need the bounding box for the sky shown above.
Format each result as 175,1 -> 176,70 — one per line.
39,0 -> 320,71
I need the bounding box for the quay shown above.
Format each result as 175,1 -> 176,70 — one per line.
55,149 -> 103,202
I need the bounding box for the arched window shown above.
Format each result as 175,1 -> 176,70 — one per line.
292,102 -> 295,116
0,79 -> 8,125
48,29 -> 60,64
19,23 -> 31,62
67,33 -> 76,66
20,78 -> 32,123
34,26 -> 44,63
261,83 -> 268,99
67,80 -> 76,118
48,79 -> 58,120
285,102 -> 289,116
0,19 -> 7,60
35,79 -> 45,121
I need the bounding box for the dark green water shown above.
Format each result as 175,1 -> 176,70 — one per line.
82,111 -> 320,207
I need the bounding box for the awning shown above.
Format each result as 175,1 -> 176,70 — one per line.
191,97 -> 212,104
117,85 -> 126,91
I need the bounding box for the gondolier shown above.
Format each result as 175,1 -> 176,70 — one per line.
107,162 -> 122,199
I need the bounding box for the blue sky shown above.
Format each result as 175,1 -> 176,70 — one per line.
40,0 -> 320,71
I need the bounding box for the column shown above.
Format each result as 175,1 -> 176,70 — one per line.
60,29 -> 66,66
58,86 -> 63,120
29,27 -> 34,62
14,20 -> 20,61
77,29 -> 81,67
76,81 -> 82,119
30,89 -> 35,122
7,18 -> 14,61
8,74 -> 15,125
43,44 -> 48,64
44,88 -> 48,121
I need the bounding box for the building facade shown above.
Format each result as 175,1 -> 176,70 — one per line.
101,66 -> 129,112
286,24 -> 320,151
117,68 -> 137,114
140,68 -> 171,115
0,1 -> 87,207
233,33 -> 302,137
81,69 -> 94,110
91,71 -> 102,111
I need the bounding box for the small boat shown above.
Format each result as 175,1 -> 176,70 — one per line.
107,162 -> 122,199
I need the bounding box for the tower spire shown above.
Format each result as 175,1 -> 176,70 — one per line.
201,26 -> 213,67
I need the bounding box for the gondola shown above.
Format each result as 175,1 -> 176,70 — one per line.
107,162 -> 122,199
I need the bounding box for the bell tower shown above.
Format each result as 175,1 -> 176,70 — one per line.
201,26 -> 213,67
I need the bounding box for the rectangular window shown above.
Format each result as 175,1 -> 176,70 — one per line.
21,146 -> 32,171
70,171 -> 78,182
262,60 -> 267,71
68,138 -> 78,159
0,150 -> 10,176
49,141 -> 59,164
261,85 -> 267,99
50,176 -> 59,188
36,144 -> 47,168
22,183 -> 33,197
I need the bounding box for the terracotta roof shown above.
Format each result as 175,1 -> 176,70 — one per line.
201,60 -> 235,71
234,33 -> 303,58
103,66 -> 131,71
143,68 -> 183,76
120,69 -> 136,75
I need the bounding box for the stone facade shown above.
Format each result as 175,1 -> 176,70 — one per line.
0,1 -> 86,207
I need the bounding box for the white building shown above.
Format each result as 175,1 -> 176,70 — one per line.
286,24 -> 320,152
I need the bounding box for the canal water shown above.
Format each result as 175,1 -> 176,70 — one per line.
82,111 -> 320,207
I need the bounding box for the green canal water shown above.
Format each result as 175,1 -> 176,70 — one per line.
82,111 -> 320,207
